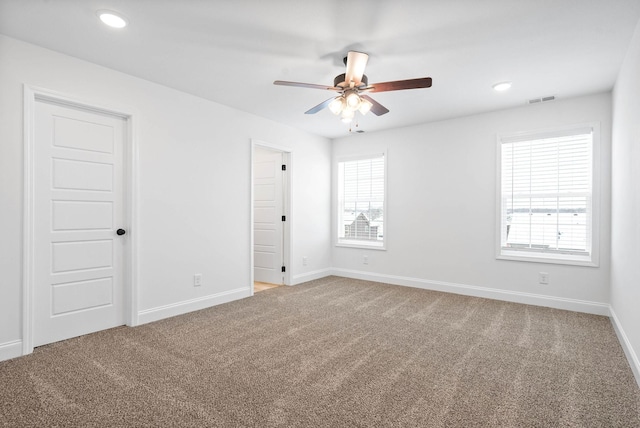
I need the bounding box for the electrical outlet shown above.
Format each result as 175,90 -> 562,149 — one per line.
538,272 -> 549,285
194,274 -> 202,287
302,256 -> 308,266
363,255 -> 368,265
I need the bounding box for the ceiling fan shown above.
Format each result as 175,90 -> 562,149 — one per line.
274,51 -> 432,123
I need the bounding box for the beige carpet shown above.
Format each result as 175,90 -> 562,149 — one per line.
1,276 -> 639,427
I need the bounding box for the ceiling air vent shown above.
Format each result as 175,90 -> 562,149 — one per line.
528,95 -> 556,104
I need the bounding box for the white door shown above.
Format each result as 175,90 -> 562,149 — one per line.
33,100 -> 126,347
253,148 -> 284,285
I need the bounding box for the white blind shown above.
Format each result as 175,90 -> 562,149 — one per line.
338,155 -> 384,244
501,131 -> 592,255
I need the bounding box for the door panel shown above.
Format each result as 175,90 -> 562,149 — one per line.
51,240 -> 113,272
52,201 -> 113,230
254,229 -> 276,246
33,100 -> 125,347
254,184 -> 275,201
254,207 -> 276,223
52,158 -> 113,191
253,149 -> 283,285
53,115 -> 115,153
254,252 -> 276,270
52,278 -> 113,315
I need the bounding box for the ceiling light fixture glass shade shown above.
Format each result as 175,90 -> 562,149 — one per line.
358,98 -> 373,115
328,97 -> 344,115
345,92 -> 361,109
492,81 -> 512,92
341,109 -> 355,123
98,10 -> 128,28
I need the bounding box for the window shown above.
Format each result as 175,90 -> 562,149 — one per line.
337,154 -> 385,249
497,124 -> 599,266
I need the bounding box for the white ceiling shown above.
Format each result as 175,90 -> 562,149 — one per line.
1,0 -> 639,138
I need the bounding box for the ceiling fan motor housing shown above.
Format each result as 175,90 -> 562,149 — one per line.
334,73 -> 368,89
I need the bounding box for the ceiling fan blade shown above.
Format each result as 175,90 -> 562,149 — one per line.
305,97 -> 337,114
361,95 -> 389,116
274,80 -> 340,91
344,51 -> 369,86
368,77 -> 432,92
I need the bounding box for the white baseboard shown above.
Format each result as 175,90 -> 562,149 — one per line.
609,307 -> 640,388
0,340 -> 23,362
137,287 -> 251,325
330,268 -> 610,316
291,268 -> 333,285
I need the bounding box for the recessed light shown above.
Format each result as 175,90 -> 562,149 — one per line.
98,10 -> 128,29
492,81 -> 512,92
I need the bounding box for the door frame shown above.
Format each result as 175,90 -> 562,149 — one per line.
250,139 -> 292,294
22,85 -> 139,355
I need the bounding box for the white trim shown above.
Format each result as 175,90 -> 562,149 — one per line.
0,340 -> 23,362
22,85 -> 139,355
22,87 -> 35,355
335,242 -> 386,251
495,122 -> 601,267
27,86 -> 134,118
251,140 -> 292,154
126,107 -> 141,327
250,139 -> 293,293
500,126 -> 595,144
283,150 -> 292,286
497,252 -> 597,267
335,152 -> 386,162
137,288 -> 251,325
609,307 -> 640,388
335,151 -> 387,250
250,142 -> 255,296
291,268 -> 333,285
330,268 -> 610,315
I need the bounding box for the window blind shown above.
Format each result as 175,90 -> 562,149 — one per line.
338,155 -> 385,246
500,131 -> 592,256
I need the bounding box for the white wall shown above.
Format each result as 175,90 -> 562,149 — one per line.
332,93 -> 612,313
0,35 -> 331,358
611,18 -> 640,385
0,32 -> 630,368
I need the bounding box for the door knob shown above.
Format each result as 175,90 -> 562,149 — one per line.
116,229 -> 126,236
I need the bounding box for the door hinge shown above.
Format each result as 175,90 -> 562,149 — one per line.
281,266 -> 286,273
282,164 -> 286,171
282,215 -> 286,221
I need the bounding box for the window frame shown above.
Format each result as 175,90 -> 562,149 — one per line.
336,152 -> 387,250
495,123 -> 600,267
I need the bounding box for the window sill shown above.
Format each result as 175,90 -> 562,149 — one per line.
336,241 -> 386,251
497,250 -> 598,267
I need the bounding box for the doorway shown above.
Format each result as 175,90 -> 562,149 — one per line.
251,141 -> 291,293
23,87 -> 136,354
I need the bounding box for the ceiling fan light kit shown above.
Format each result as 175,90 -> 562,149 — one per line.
340,109 -> 355,123
274,51 -> 432,126
346,91 -> 361,109
328,97 -> 345,115
329,97 -> 344,115
358,98 -> 373,115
